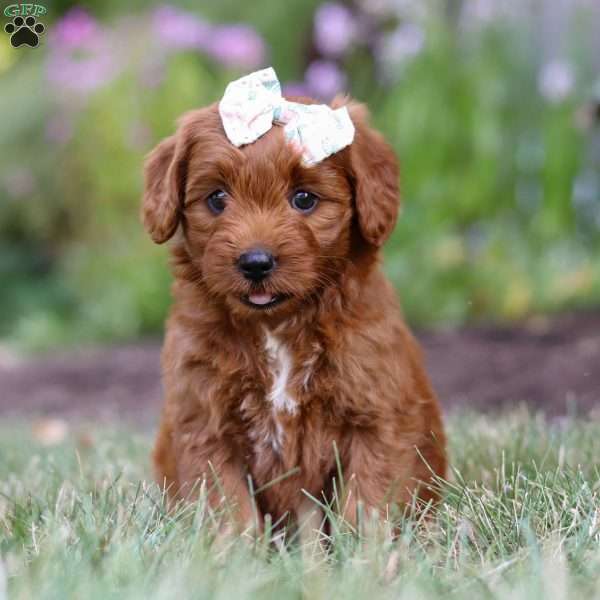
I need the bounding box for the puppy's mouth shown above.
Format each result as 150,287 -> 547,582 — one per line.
240,292 -> 290,310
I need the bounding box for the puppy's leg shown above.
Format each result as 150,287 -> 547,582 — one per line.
176,436 -> 260,533
209,460 -> 259,532
296,496 -> 324,562
411,407 -> 448,507
340,432 -> 415,534
153,419 -> 179,499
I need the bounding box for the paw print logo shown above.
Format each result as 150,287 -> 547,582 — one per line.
4,15 -> 45,48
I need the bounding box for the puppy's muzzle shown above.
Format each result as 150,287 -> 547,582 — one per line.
237,248 -> 275,282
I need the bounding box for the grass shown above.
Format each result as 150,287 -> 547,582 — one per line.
1,409 -> 600,599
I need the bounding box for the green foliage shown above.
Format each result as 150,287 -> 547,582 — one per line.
2,411 -> 600,598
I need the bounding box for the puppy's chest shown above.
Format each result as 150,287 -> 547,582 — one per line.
239,331 -> 325,460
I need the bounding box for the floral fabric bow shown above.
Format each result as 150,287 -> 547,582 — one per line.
218,67 -> 355,165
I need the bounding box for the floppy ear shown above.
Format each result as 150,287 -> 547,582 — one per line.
141,135 -> 186,244
345,102 -> 400,248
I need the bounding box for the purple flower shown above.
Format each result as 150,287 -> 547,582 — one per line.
46,41 -> 116,94
313,3 -> 357,57
283,81 -> 312,98
357,0 -> 426,21
459,0 -> 528,30
46,8 -> 117,94
462,0 -> 498,25
153,7 -> 267,69
538,60 -> 575,103
375,23 -> 425,78
304,60 -> 347,100
152,5 -> 210,50
204,24 -> 266,69
48,7 -> 100,48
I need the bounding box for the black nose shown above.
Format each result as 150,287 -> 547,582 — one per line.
237,248 -> 275,282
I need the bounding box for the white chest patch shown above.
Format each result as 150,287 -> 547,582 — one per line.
263,331 -> 298,415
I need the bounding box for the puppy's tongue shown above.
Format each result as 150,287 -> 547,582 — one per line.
248,293 -> 274,305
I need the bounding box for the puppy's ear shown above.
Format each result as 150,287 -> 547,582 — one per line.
343,100 -> 400,248
141,135 -> 186,244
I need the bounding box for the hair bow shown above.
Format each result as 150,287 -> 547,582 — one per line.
218,67 -> 355,165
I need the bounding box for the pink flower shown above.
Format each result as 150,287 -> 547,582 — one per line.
46,39 -> 116,94
48,7 -> 101,49
46,8 -> 117,94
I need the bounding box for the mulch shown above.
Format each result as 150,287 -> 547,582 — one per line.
0,312 -> 598,424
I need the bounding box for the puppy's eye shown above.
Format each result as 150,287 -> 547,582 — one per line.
207,190 -> 227,214
291,190 -> 318,213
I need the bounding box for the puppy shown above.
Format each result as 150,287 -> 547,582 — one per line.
142,94 -> 447,532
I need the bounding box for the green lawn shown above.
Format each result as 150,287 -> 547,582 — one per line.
1,410 -> 600,599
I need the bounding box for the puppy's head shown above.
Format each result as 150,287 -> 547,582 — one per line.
141,97 -> 399,319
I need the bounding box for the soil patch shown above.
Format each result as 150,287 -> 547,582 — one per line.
1,312 -> 598,423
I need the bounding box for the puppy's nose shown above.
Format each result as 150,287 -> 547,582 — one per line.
237,248 -> 275,282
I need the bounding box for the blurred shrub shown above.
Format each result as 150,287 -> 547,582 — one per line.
1,0 -> 599,348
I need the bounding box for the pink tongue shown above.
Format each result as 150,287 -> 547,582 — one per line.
248,293 -> 274,305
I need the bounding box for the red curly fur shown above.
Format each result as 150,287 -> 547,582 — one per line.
142,96 -> 447,530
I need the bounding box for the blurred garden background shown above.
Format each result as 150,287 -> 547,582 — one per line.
2,6 -> 600,596
1,0 -> 600,350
